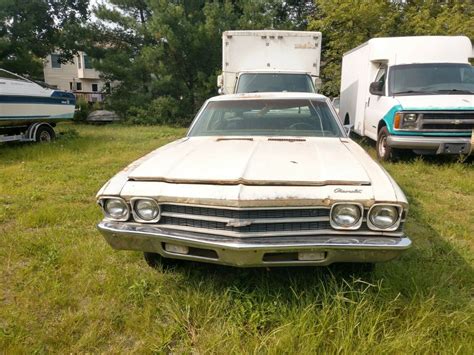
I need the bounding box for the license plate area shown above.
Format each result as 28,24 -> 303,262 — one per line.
437,143 -> 470,154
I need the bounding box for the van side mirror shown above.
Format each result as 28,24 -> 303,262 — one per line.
343,124 -> 353,135
217,74 -> 223,94
369,81 -> 384,96
314,77 -> 322,92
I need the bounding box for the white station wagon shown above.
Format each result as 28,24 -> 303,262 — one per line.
97,93 -> 411,268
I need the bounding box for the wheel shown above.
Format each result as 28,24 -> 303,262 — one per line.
143,252 -> 177,269
35,125 -> 55,142
376,126 -> 398,161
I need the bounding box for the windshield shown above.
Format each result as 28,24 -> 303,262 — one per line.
389,63 -> 474,95
188,99 -> 343,137
236,73 -> 315,93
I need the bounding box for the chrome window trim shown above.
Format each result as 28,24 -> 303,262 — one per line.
131,197 -> 162,223
367,203 -> 403,231
329,202 -> 364,230
97,196 -> 130,222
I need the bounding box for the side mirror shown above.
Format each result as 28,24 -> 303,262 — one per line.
314,77 -> 322,92
369,81 -> 384,96
343,124 -> 353,135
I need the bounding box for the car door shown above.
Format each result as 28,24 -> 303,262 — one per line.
364,65 -> 392,140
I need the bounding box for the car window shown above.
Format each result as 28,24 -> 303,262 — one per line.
189,99 -> 343,137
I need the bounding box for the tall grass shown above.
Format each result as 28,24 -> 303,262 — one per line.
0,124 -> 473,352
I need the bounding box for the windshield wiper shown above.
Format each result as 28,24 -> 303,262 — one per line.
392,90 -> 436,95
432,89 -> 474,94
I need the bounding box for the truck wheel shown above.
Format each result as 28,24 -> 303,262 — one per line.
35,125 -> 55,142
376,126 -> 398,161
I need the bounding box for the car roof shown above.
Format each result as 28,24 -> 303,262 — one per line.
208,92 -> 328,102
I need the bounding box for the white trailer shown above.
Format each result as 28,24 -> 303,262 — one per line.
218,30 -> 322,94
339,36 -> 474,160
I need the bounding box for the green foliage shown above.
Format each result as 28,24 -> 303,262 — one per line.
0,0 -> 89,78
73,97 -> 90,122
309,0 -> 474,97
127,96 -> 188,125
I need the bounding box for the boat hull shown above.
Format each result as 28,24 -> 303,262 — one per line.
0,96 -> 75,127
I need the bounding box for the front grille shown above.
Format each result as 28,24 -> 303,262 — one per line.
155,204 -> 402,237
420,112 -> 474,131
161,204 -> 330,219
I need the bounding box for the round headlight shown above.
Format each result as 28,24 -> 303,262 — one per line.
331,204 -> 362,229
133,199 -> 160,222
369,205 -> 399,229
103,198 -> 129,220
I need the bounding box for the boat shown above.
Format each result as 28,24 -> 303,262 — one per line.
0,68 -> 76,128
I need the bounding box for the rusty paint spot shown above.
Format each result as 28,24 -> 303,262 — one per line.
216,137 -> 253,142
268,138 -> 306,142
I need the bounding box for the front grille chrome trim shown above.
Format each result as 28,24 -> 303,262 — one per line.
160,211 -> 330,225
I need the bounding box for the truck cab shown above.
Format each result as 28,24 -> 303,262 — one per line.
340,36 -> 474,161
218,30 -> 322,95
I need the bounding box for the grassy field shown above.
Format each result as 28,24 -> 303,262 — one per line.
1,123 -> 473,353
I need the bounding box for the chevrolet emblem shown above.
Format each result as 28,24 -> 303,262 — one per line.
226,219 -> 252,227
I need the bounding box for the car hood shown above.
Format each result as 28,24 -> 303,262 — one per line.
395,94 -> 474,110
127,136 -> 372,186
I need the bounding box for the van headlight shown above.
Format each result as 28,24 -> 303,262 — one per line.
100,197 -> 130,221
330,203 -> 363,230
132,198 -> 161,223
394,112 -> 421,130
368,204 -> 401,230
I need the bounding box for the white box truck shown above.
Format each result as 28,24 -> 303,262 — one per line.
339,36 -> 474,161
218,30 -> 322,94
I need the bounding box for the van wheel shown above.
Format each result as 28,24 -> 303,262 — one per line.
35,125 -> 55,142
376,126 -> 398,161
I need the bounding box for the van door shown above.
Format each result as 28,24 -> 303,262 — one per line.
364,65 -> 392,140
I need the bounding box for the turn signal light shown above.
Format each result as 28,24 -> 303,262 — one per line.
394,113 -> 401,129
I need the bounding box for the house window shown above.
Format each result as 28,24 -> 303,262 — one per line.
76,82 -> 82,91
84,54 -> 92,69
69,82 -> 73,90
92,83 -> 98,92
77,55 -> 82,69
51,54 -> 61,68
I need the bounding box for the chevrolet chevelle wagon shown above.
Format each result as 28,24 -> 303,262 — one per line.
97,93 -> 411,268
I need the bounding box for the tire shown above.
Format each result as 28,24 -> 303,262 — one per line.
376,126 -> 398,161
143,252 -> 177,269
35,125 -> 55,142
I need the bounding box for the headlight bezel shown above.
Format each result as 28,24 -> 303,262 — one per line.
394,112 -> 422,130
98,196 -> 130,222
367,203 -> 403,231
131,197 -> 161,223
330,202 -> 364,230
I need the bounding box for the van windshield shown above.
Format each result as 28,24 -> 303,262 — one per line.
389,63 -> 474,95
188,99 -> 343,137
236,73 -> 315,93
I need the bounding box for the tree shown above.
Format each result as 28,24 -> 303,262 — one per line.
0,0 -> 89,78
308,0 -> 400,97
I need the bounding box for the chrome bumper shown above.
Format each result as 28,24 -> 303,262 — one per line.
387,135 -> 472,154
98,221 -> 412,267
